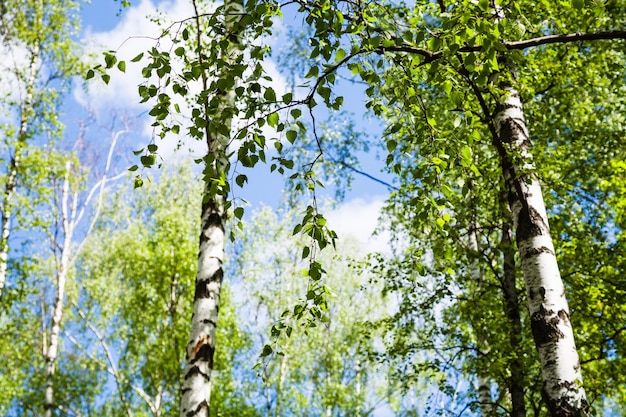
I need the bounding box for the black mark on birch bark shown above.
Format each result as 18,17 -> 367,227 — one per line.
185,400 -> 209,417
531,304 -> 565,346
544,389 -> 589,417
516,205 -> 548,241
195,270 -> 223,300
199,205 -> 224,246
523,246 -> 555,259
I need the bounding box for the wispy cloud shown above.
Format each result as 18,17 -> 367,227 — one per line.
326,196 -> 391,254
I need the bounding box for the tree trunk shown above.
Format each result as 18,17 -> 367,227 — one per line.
493,88 -> 589,416
44,160 -> 74,417
180,185 -> 226,417
0,38 -> 39,300
275,353 -> 288,417
501,217 -> 526,417
179,1 -> 241,415
467,218 -> 493,416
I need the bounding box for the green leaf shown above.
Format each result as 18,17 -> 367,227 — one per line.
140,155 -> 156,167
117,61 -> 126,72
461,145 -> 471,162
291,108 -> 302,119
234,207 -> 244,219
260,344 -> 273,357
235,174 -> 248,187
286,130 -> 297,143
336,48 -> 346,61
267,112 -> 279,127
305,66 -> 319,78
264,87 -> 277,102
104,52 -> 117,69
130,52 -> 144,62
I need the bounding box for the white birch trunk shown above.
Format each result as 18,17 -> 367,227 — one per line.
494,89 -> 589,416
0,39 -> 40,300
44,160 -> 74,417
275,353 -> 288,417
179,1 -> 241,415
180,192 -> 226,417
42,131 -> 121,415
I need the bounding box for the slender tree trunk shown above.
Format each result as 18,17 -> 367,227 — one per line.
355,358 -> 362,417
275,353 -> 288,417
44,160 -> 74,417
179,1 -> 241,415
493,88 -> 589,416
500,215 -> 526,417
467,219 -> 494,416
464,181 -> 494,416
0,39 -> 40,300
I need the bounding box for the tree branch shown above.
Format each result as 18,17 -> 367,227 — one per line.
384,30 -> 626,62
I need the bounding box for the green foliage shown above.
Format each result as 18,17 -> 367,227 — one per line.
261,0 -> 626,413
230,205 -> 416,416
74,166 -> 202,415
3,0 -> 626,415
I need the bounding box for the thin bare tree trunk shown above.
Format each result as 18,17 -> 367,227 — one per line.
275,353 -> 288,417
43,130 -> 123,415
44,160 -> 74,417
468,220 -> 494,416
493,89 -> 589,416
501,215 -> 526,417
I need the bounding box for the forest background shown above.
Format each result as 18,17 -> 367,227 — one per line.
1,1 -> 625,417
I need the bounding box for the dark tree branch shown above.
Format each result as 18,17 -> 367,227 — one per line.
383,30 -> 626,62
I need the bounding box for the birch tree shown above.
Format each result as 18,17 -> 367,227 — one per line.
250,0 -> 626,414
41,131 -> 124,417
99,0 -> 334,413
175,1 -> 243,415
0,0 -> 82,300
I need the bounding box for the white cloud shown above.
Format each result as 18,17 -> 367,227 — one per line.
326,196 -> 391,254
76,0 -> 192,110
0,43 -> 27,126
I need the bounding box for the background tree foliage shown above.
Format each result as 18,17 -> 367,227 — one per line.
1,0 -> 626,416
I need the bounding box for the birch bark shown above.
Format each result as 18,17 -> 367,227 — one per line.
44,160 -> 74,417
493,89 -> 589,416
179,1 -> 241,415
0,29 -> 40,300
